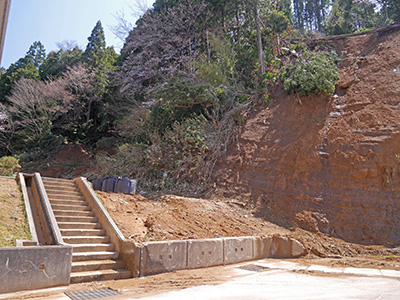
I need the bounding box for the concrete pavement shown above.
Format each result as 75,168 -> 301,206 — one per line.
138,260 -> 400,300
140,271 -> 400,300
2,259 -> 400,300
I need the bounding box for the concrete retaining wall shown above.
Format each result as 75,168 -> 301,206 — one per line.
122,235 -> 306,277
187,238 -> 224,269
140,240 -> 187,276
0,245 -> 72,294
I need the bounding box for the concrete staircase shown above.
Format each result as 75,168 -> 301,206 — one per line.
42,177 -> 131,284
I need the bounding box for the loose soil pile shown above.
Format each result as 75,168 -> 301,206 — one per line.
98,191 -> 400,271
97,191 -> 290,242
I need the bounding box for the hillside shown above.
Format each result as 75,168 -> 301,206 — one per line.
214,26 -> 400,246
18,27 -> 400,249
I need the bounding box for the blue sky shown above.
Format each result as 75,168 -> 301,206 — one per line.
2,0 -> 155,68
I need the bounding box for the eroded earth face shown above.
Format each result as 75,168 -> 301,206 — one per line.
214,29 -> 400,246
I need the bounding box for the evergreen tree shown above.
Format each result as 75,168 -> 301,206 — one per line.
0,41 -> 46,103
84,21 -> 107,67
292,0 -> 329,31
378,0 -> 400,23
279,0 -> 293,23
39,46 -> 83,80
80,21 -> 117,138
293,0 -> 305,30
325,0 -> 378,35
25,41 -> 46,69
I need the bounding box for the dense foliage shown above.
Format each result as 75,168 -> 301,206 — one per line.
281,52 -> 340,96
0,0 -> 398,192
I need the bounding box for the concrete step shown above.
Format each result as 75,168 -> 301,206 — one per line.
47,190 -> 82,198
51,204 -> 91,211
58,222 -> 102,230
50,199 -> 87,206
70,269 -> 131,284
53,210 -> 94,217
56,215 -> 98,223
63,236 -> 110,244
71,259 -> 126,272
47,194 -> 85,201
72,251 -> 120,262
72,243 -> 115,253
42,178 -> 76,188
44,185 -> 79,193
61,229 -> 106,236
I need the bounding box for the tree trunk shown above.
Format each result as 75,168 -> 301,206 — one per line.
236,10 -> 240,42
254,0 -> 265,75
206,30 -> 211,63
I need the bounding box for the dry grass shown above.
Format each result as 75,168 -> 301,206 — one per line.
0,177 -> 31,247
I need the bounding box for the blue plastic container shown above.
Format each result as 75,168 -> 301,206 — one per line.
115,177 -> 130,193
92,178 -> 102,190
105,177 -> 116,192
101,177 -> 109,191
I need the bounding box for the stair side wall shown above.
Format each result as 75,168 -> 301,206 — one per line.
74,177 -> 125,253
0,245 -> 72,294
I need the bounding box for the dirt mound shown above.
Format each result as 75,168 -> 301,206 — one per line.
97,191 -> 290,242
98,191 -> 398,262
214,27 -> 400,246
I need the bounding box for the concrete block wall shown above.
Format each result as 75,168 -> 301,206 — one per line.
123,235 -> 306,277
224,237 -> 253,265
0,245 -> 72,294
253,236 -> 273,259
187,238 -> 224,269
140,240 -> 187,276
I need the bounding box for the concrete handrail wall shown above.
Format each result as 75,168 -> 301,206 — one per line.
33,173 -> 64,245
74,177 -> 125,252
17,173 -> 39,246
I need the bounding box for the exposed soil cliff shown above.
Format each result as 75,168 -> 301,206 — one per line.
214,27 -> 400,246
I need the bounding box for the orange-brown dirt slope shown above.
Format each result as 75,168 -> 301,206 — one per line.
214,27 -> 400,246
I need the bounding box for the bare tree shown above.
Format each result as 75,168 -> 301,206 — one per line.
117,1 -> 210,97
110,0 -> 152,43
7,78 -> 73,146
0,104 -> 16,154
110,10 -> 134,43
56,40 -> 79,51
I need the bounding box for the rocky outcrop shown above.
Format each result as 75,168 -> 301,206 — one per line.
214,29 -> 400,246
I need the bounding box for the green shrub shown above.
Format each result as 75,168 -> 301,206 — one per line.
280,52 -> 340,97
0,156 -> 21,176
150,74 -> 220,134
